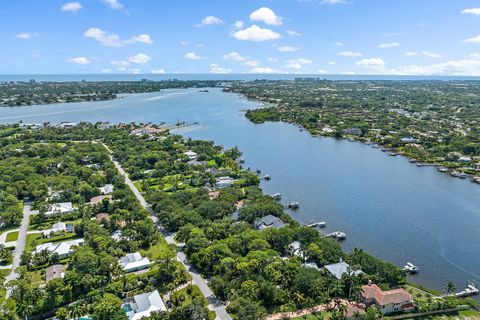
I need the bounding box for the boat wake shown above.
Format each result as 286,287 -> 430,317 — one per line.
439,248 -> 480,281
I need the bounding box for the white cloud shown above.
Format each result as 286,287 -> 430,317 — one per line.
15,32 -> 38,40
421,51 -> 441,58
286,30 -> 301,37
250,67 -> 278,74
103,0 -> 123,10
61,2 -> 82,12
318,69 -> 327,74
84,28 -> 153,47
128,53 -> 151,64
389,55 -> 480,76
267,57 -> 278,62
129,68 -> 141,74
151,69 -> 165,74
111,60 -> 130,67
249,7 -> 283,26
117,67 -> 127,72
185,52 -> 206,60
404,51 -> 418,56
378,42 -> 400,48
210,64 -> 232,74
334,41 -> 344,47
328,60 -> 336,65
127,34 -> 153,44
233,20 -> 244,29
278,46 -> 299,52
101,68 -> 112,73
195,16 -> 224,27
232,25 -> 281,42
223,52 -> 247,62
464,35 -> 480,44
180,41 -> 188,46
322,0 -> 346,4
286,58 -> 312,69
461,8 -> 480,16
68,57 -> 90,64
356,58 -> 385,67
244,60 -> 260,67
338,51 -> 362,57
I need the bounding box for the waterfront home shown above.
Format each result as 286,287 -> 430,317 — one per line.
96,212 -> 110,222
288,241 -> 304,258
122,290 -> 166,320
208,191 -> 220,200
99,184 -> 114,195
45,264 -> 66,283
215,176 -> 235,188
90,195 -> 112,205
183,150 -> 198,160
44,202 -> 74,217
187,159 -> 205,166
34,238 -> 84,259
400,137 -> 420,143
360,283 -> 414,314
324,260 -> 363,280
120,252 -> 151,273
254,214 -> 286,230
459,156 -> 472,163
303,262 -> 320,270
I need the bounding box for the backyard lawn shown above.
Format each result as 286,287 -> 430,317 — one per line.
5,231 -> 19,242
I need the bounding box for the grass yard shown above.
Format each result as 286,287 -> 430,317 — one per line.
141,238 -> 176,260
5,230 -> 19,242
133,181 -> 143,192
290,313 -> 330,320
25,232 -> 78,251
176,285 -> 216,320
416,309 -> 480,320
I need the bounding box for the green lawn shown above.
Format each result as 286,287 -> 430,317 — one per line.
25,232 -> 78,252
133,181 -> 143,192
176,285 -> 216,320
5,231 -> 19,242
141,238 -> 175,260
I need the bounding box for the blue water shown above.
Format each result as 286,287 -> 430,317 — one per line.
1,88 -> 480,294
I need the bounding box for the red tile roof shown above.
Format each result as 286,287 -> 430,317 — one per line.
361,284 -> 412,306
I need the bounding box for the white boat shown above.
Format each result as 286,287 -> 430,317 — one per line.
403,262 -> 419,273
288,201 -> 300,209
263,174 -> 271,180
328,231 -> 346,240
272,193 -> 282,200
455,284 -> 479,297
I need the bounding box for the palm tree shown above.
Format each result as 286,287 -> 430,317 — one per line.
17,303 -> 34,320
443,281 -> 456,296
69,302 -> 87,320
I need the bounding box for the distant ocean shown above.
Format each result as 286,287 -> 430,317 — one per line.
2,73 -> 480,82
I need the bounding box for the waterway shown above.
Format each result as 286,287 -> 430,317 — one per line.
1,87 -> 479,294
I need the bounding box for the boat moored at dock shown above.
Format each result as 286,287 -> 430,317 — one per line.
403,262 -> 419,273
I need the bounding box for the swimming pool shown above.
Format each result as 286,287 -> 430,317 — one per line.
123,303 -> 133,312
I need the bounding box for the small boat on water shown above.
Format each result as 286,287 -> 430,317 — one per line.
263,174 -> 271,180
389,152 -> 399,156
272,193 -> 282,200
450,170 -> 467,179
238,157 -> 245,163
288,201 -> 300,209
454,284 -> 479,298
471,176 -> 480,184
328,231 -> 346,240
306,221 -> 326,228
437,166 -> 448,173
409,158 -> 417,163
403,262 -> 419,273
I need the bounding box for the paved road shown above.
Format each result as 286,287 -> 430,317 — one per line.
102,143 -> 232,320
4,203 -> 35,297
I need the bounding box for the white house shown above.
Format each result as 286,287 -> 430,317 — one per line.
42,222 -> 71,238
120,252 -> 151,273
123,290 -> 166,320
34,238 -> 84,259
45,202 -> 74,217
183,150 -> 198,160
215,176 -> 235,188
99,184 -> 114,195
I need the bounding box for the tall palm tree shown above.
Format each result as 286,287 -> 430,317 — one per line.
69,302 -> 87,320
443,281 -> 456,296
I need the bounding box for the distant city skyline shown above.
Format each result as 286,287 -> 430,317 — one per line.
3,0 -> 480,75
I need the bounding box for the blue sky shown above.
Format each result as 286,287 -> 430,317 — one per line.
3,0 -> 480,75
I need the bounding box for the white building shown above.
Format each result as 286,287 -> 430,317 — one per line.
34,238 -> 84,259
183,150 -> 198,160
42,222 -> 69,238
215,176 -> 235,188
45,202 -> 74,217
120,252 -> 151,273
123,290 -> 166,320
99,184 -> 114,195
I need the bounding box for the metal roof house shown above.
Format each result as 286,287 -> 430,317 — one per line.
324,260 -> 363,280
123,290 -> 166,320
120,252 -> 151,273
254,214 -> 286,230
